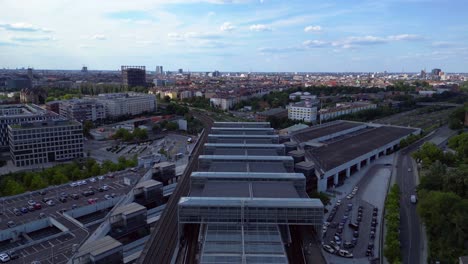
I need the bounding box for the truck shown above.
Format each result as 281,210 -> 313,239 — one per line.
410,194 -> 417,204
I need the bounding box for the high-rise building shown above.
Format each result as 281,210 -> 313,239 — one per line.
178,68 -> 183,74
0,104 -> 60,151
59,99 -> 106,122
8,119 -> 84,167
121,66 -> 146,87
155,65 -> 164,75
431,68 -> 442,76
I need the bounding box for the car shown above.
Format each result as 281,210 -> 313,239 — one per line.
373,211 -> 378,216
371,226 -> 376,232
20,207 -> 28,214
42,197 -> 51,203
347,203 -> 353,210
408,167 -> 412,172
370,231 -> 375,239
7,250 -> 19,260
334,235 -> 341,243
27,205 -> 35,212
70,182 -> 78,187
59,197 -> 67,203
373,207 -> 378,212
343,241 -> 354,249
0,253 -> 10,262
71,194 -> 80,200
343,213 -> 349,220
98,176 -> 105,180
410,194 -> 417,204
46,200 -> 55,206
372,220 -> 378,227
368,242 -> 374,250
329,241 -> 340,251
28,200 -> 36,206
366,249 -> 373,256
13,208 -> 21,216
38,213 -> 46,219
104,194 -> 111,200
351,237 -> 358,245
60,192 -> 68,198
357,215 -> 362,222
38,190 -> 47,195
353,186 -> 359,191
82,191 -> 94,197
349,223 -> 359,230
72,204 -> 78,209
31,261 -> 42,264
87,198 -> 98,204
336,199 -> 341,206
330,222 -> 338,228
89,177 -> 96,183
323,244 -> 335,254
107,174 -> 115,178
351,190 -> 357,195
338,249 -> 353,258
346,194 -> 353,199
7,221 -> 15,228
102,185 -> 110,191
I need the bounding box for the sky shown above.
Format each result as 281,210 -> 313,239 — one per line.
0,0 -> 467,72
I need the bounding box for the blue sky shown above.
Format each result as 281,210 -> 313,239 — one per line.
0,0 -> 467,72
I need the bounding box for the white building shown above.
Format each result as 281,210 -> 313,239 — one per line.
210,96 -> 238,110
97,93 -> 157,118
8,120 -> 84,167
287,99 -> 319,123
59,99 -> 106,122
319,102 -> 377,122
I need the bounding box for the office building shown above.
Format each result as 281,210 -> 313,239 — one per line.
97,93 -> 157,118
287,99 -> 319,123
155,66 -> 164,75
0,104 -> 60,151
121,66 -> 146,87
431,68 -> 442,76
8,119 -> 84,167
59,99 -> 106,122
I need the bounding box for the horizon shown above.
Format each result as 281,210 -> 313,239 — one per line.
1,0 -> 467,72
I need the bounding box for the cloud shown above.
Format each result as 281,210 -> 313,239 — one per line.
91,34 -> 106,40
220,22 -> 235,32
431,41 -> 454,48
106,11 -> 152,21
258,46 -> 304,53
168,33 -> 185,41
303,40 -> 328,48
249,24 -> 272,31
304,25 -> 322,32
11,36 -> 54,42
168,32 -> 222,41
0,22 -> 52,33
387,34 -> 423,41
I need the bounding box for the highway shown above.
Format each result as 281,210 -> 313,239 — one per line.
138,111 -> 213,264
397,125 -> 455,264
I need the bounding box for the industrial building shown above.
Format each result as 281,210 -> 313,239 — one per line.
97,93 -> 157,118
0,104 -> 60,151
8,119 -> 84,167
290,120 -> 420,192
59,99 -> 106,122
121,66 -> 146,87
172,121 -> 324,264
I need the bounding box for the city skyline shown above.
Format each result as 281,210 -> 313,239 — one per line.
1,0 -> 467,72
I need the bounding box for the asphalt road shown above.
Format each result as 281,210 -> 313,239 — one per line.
397,125 -> 456,264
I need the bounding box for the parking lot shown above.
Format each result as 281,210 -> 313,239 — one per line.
320,155 -> 393,263
0,168 -> 145,263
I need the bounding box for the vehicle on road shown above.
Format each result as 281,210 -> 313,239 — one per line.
0,253 -> 10,262
410,194 -> 417,204
336,199 -> 341,206
343,242 -> 354,249
323,244 -> 335,254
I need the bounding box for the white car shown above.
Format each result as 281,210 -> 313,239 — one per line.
102,185 -> 110,191
70,182 -> 78,187
346,194 -> 353,199
336,199 -> 342,206
322,244 -> 335,254
338,249 -> 353,258
104,194 -> 111,200
0,253 -> 10,262
89,177 -> 96,183
81,180 -> 87,185
98,176 -> 105,180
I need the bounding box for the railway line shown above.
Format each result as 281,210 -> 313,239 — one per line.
138,111 -> 213,264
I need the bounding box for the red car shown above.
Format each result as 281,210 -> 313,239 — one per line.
34,203 -> 42,210
87,198 -> 98,204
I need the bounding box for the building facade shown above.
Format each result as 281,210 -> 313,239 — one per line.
121,66 -> 146,87
319,102 -> 377,122
0,104 -> 60,151
8,120 -> 84,167
287,99 -> 319,123
59,99 -> 106,122
97,93 -> 157,118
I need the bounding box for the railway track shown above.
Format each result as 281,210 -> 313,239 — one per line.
138,112 -> 213,264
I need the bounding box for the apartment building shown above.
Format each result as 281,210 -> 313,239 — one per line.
319,102 -> 377,122
0,104 -> 60,151
287,99 -> 319,123
59,99 -> 106,122
8,120 -> 84,167
97,93 -> 157,118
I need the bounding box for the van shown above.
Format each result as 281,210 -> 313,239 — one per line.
410,195 -> 417,204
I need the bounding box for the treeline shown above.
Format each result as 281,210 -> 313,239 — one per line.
448,105 -> 468,130
113,127 -> 148,141
384,184 -> 401,263
45,85 -> 148,102
0,157 -> 137,197
412,133 -> 468,262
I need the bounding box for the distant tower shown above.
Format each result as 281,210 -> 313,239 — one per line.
121,66 -> 146,87
81,66 -> 88,73
178,68 -> 183,74
27,68 -> 33,80
156,65 -> 164,75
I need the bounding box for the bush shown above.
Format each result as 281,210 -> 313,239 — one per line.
384,184 -> 401,263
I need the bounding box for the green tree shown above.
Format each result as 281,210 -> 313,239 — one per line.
165,122 -> 179,131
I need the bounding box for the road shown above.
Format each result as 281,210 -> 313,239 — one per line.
397,125 -> 455,264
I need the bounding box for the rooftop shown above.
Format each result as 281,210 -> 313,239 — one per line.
292,120 -> 363,142
191,181 -> 300,198
111,202 -> 146,217
76,236 -> 122,258
179,197 -> 323,208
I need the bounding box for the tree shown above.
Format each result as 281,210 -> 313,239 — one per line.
163,95 -> 171,103
165,122 -> 179,131
134,127 -> 148,140
30,175 -> 48,189
412,142 -> 444,166
83,120 -> 93,137
419,160 -> 446,191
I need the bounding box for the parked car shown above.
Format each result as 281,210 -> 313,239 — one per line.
98,176 -> 105,180
72,204 -> 78,209
102,185 -> 110,191
59,197 -> 67,203
336,199 -> 341,206
13,208 -> 21,216
353,230 -> 359,238
38,190 -> 47,195
38,213 -> 46,219
0,253 -> 10,262
343,241 -> 354,249
34,203 -> 42,210
110,193 -> 116,198
322,244 -> 335,254
89,177 -> 96,183
20,207 -> 28,214
27,205 -> 35,212
7,250 -> 19,260
370,231 -> 375,239
104,194 -> 111,200
71,194 -> 80,200
338,249 -> 353,258
329,241 -> 340,251
46,200 -> 55,206
70,182 -> 78,187
27,200 -> 36,206
7,221 -> 15,228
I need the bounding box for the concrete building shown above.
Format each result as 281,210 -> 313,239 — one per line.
97,93 -> 157,118
290,120 -> 420,192
0,104 -> 60,151
121,66 -> 146,88
8,119 -> 84,167
287,99 -> 319,123
319,102 -> 377,122
59,99 -> 106,122
73,236 -> 123,264
155,65 -> 164,75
